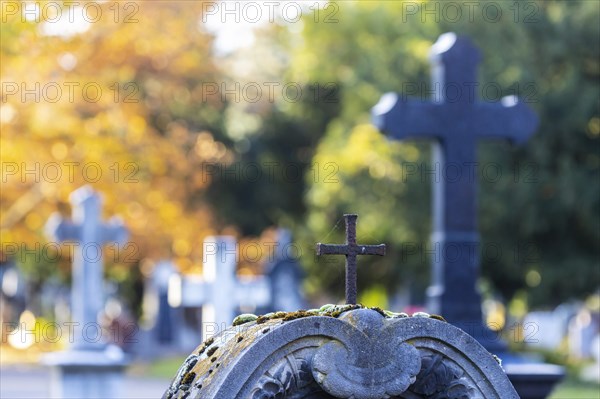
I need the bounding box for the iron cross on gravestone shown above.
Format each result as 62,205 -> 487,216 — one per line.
316,214 -> 386,304
46,186 -> 128,349
372,33 -> 538,342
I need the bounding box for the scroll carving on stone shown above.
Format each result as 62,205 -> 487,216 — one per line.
249,343 -> 484,399
250,349 -> 333,399
312,338 -> 421,399
402,352 -> 484,399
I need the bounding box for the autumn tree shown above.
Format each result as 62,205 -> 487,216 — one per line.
1,1 -> 232,315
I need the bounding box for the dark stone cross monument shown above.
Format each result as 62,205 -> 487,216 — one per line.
372,32 -> 563,398
372,32 -> 538,346
263,228 -> 308,312
316,214 -> 386,304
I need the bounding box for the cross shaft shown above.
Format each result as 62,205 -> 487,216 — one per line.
316,214 -> 386,304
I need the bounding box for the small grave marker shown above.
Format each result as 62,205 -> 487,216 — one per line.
316,214 -> 386,304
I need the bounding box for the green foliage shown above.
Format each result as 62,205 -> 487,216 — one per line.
205,83 -> 341,234
550,380 -> 600,399
283,0 -> 599,306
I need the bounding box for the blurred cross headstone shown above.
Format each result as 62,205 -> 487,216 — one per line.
263,228 -> 307,312
170,236 -> 270,339
0,259 -> 26,326
372,32 -> 563,398
151,260 -> 178,344
524,306 -> 573,351
134,260 -> 181,357
568,305 -> 600,359
44,185 -> 129,398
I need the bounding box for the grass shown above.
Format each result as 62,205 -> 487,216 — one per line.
144,356 -> 187,380
550,380 -> 600,399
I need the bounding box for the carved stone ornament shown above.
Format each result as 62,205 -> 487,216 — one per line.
311,310 -> 420,399
164,307 -> 518,399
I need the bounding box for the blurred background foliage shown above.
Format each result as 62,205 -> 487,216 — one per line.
1,0 -> 598,316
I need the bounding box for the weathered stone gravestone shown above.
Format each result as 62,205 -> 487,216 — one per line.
164,214 -> 518,398
44,186 -> 129,398
372,33 -> 563,398
568,305 -> 600,359
524,307 -> 573,351
165,307 -> 518,399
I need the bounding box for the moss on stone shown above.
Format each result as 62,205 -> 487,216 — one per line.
197,337 -> 215,355
282,309 -> 318,322
325,304 -> 362,318
232,304 -> 450,328
232,313 -> 258,326
492,353 -> 502,365
319,304 -> 336,312
429,314 -> 446,322
370,307 -> 387,317
206,346 -> 218,357
181,372 -> 196,386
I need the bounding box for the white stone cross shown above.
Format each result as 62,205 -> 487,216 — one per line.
169,236 -> 270,338
45,186 -> 128,349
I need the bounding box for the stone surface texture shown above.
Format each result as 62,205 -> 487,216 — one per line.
164,307 -> 517,399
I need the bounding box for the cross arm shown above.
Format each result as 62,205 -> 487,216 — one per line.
45,213 -> 80,242
475,96 -> 539,144
316,243 -> 349,256
99,217 -> 129,247
371,93 -> 443,140
354,244 -> 386,256
179,276 -> 210,307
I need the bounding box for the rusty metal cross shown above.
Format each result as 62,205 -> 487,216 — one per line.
316,214 -> 386,304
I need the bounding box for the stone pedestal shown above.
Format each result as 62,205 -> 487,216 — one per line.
43,346 -> 128,399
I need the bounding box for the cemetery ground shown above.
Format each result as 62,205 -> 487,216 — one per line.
0,345 -> 171,398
